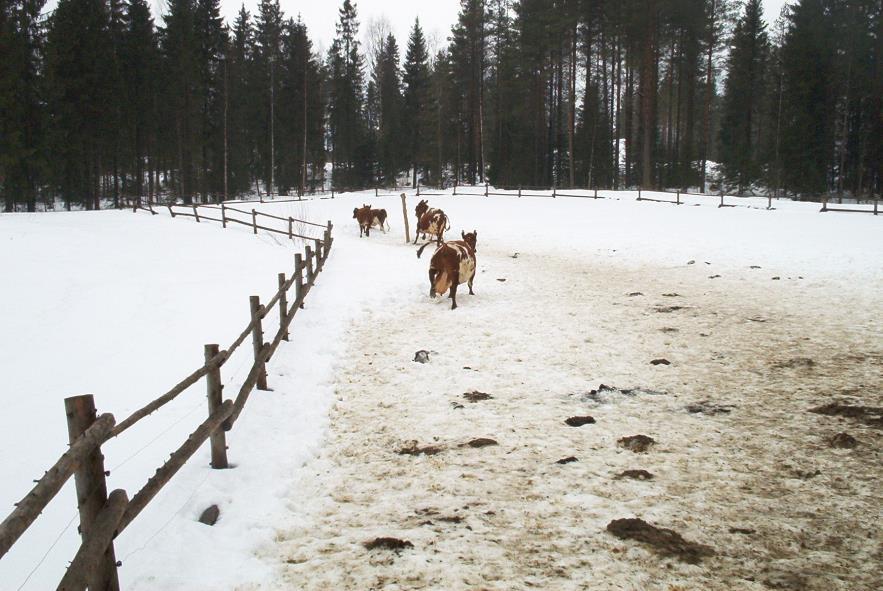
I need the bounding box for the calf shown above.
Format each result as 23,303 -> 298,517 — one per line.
370,208 -> 389,232
413,199 -> 449,245
417,231 -> 478,310
353,204 -> 373,237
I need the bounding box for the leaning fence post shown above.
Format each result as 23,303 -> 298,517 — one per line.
221,203 -> 227,228
314,239 -> 322,268
305,245 -> 314,281
294,254 -> 304,307
251,209 -> 257,234
192,204 -> 200,222
277,274 -> 289,341
288,217 -> 293,239
204,344 -> 228,469
64,395 -> 120,591
249,296 -> 269,391
400,193 -> 411,243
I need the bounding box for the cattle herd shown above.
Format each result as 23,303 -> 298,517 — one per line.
352,197 -> 478,310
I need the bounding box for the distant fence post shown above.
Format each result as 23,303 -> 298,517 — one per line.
64,395 -> 120,591
192,204 -> 200,222
676,190 -> 680,205
204,345 -> 228,469
288,217 -> 293,239
637,188 -> 642,201
874,199 -> 878,215
326,221 -> 334,249
277,274 -> 289,341
251,209 -> 257,234
305,245 -> 314,281
416,185 -> 421,197
401,193 -> 411,243
453,184 -> 458,196
484,183 -> 489,197
719,193 -> 724,208
249,296 -> 269,391
768,194 -> 772,209
518,186 -> 522,198
221,203 -> 227,228
821,197 -> 827,212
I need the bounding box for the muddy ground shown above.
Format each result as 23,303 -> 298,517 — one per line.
259,245 -> 881,591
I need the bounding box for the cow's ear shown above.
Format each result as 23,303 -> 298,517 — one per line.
461,231 -> 465,239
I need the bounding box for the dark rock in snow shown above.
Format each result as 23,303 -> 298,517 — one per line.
464,438 -> 498,448
772,276 -> 781,280
413,350 -> 430,363
565,416 -> 596,427
617,435 -> 656,453
708,274 -> 721,279
606,517 -> 714,564
615,469 -> 654,480
556,456 -> 579,464
628,292 -> 644,297
662,293 -> 681,297
198,505 -> 220,526
828,432 -> 858,449
364,537 -> 414,551
729,527 -> 756,535
687,260 -> 695,265
496,278 -> 507,282
650,358 -> 671,366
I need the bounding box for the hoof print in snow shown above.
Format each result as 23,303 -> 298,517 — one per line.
497,278 -> 507,282
398,441 -> 443,456
627,292 -> 644,297
659,327 -> 679,333
750,265 -> 762,269
511,252 -> 519,259
198,505 -> 220,526
809,402 -> 883,428
556,456 -> 578,464
654,305 -> 685,313
464,438 -> 498,449
363,537 -> 414,552
728,527 -> 756,535
615,469 -> 654,480
828,432 -> 858,449
451,402 -> 465,410
708,274 -> 721,279
463,391 -> 493,402
606,518 -> 714,564
565,416 -> 596,427
686,260 -> 695,265
773,357 -> 815,370
650,358 -> 670,366
662,293 -> 681,297
685,401 -> 734,415
772,276 -> 781,280
617,435 -> 656,453
413,350 -> 431,363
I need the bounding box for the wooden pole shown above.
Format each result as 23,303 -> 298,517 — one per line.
637,188 -> 642,201
204,344 -> 228,469
400,193 -> 411,243
251,209 -> 257,234
484,183 -> 489,197
676,190 -> 680,205
314,239 -> 322,266
304,245 -> 314,281
0,414 -> 115,560
57,489 -> 129,591
294,254 -> 304,307
278,274 -> 289,341
192,204 -> 200,222
326,220 -> 333,249
288,217 -> 293,239
719,193 -> 724,208
518,186 -> 522,198
249,297 -> 269,391
221,203 -> 227,228
594,188 -> 598,199
553,187 -> 557,198
64,395 -> 120,591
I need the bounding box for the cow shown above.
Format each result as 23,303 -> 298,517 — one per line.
413,199 -> 450,245
353,204 -> 374,237
369,208 -> 390,232
416,231 -> 477,310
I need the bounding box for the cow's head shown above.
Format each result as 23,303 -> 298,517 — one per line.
415,199 -> 429,218
461,230 -> 477,252
352,207 -> 359,219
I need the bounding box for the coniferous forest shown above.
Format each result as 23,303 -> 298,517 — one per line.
0,0 -> 880,211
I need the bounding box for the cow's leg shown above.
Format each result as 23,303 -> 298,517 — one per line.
365,225 -> 370,237
428,269 -> 437,298
450,282 -> 459,310
468,271 -> 475,295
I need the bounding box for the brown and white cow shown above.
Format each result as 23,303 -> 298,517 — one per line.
413,199 -> 449,245
369,208 -> 389,232
353,204 -> 374,237
416,231 -> 477,310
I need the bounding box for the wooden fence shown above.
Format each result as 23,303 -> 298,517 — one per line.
0,219 -> 334,590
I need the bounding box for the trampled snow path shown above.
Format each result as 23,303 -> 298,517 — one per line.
261,239 -> 881,590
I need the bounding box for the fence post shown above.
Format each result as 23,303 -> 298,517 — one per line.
375,187 -> 379,197
294,254 -> 304,309
594,188 -> 598,199
288,217 -> 293,240
64,395 -> 120,591
326,220 -> 334,250
417,185 -> 421,197
484,183 -> 489,197
249,296 -> 269,391
518,186 -> 522,198
768,194 -> 772,209
192,204 -> 200,222
553,187 -> 557,198
221,203 -> 227,228
204,344 -> 228,469
251,209 -> 257,234
637,188 -> 641,201
400,193 -> 411,243
277,274 -> 289,341
676,190 -> 680,205
719,193 -> 724,208
874,199 -> 878,215
305,245 -> 314,281
821,197 -> 827,212
314,239 -> 322,268
168,205 -> 176,218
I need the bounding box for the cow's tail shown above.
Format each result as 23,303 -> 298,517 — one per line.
416,241 -> 433,259
385,217 -> 390,231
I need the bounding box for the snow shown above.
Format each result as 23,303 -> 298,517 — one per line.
1,189 -> 881,590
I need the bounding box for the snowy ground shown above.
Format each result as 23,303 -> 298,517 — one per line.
1,189 -> 880,590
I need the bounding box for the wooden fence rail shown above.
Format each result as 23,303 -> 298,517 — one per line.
0,219 -> 334,588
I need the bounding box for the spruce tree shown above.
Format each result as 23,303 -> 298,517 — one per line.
402,18 -> 430,187
376,33 -> 403,186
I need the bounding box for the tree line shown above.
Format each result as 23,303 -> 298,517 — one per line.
1,0 -> 880,211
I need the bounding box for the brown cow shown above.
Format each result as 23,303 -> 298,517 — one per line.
369,208 -> 389,232
353,204 -> 373,237
413,199 -> 449,245
416,231 -> 477,310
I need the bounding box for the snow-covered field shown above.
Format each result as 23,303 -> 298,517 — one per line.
1,189 -> 880,590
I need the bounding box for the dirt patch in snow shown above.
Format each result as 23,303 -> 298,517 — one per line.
606,517 -> 715,564
617,435 -> 656,452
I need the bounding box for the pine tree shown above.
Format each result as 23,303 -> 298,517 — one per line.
718,0 -> 769,191
450,0 -> 488,183
402,18 -> 430,187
